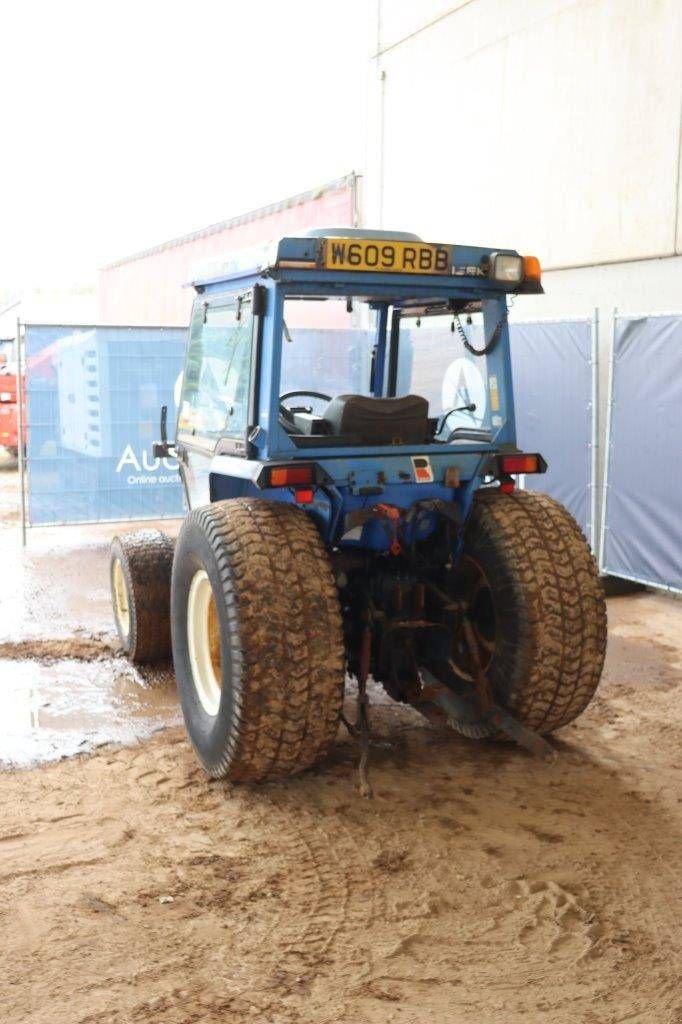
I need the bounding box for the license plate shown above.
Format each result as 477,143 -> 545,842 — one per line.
322,237 -> 451,275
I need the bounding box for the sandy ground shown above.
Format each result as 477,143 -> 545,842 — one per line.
0,464 -> 680,1024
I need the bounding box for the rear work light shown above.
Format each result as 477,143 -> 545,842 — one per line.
488,252 -> 523,285
265,464 -> 315,487
500,453 -> 547,475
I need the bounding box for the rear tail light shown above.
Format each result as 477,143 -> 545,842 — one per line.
294,487 -> 315,504
266,465 -> 314,487
499,453 -> 546,475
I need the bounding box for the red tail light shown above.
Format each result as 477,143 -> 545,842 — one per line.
294,487 -> 315,504
267,465 -> 314,487
500,453 -> 545,475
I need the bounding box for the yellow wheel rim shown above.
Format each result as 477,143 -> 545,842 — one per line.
187,569 -> 223,717
112,557 -> 130,640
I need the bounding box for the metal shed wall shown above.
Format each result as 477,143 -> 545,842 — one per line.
97,174 -> 358,327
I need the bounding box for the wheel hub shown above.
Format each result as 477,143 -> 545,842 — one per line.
187,569 -> 223,717
452,554 -> 497,677
112,557 -> 130,639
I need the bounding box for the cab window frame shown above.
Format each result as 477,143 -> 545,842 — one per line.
176,288 -> 258,458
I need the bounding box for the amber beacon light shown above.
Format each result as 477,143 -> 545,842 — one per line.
522,255 -> 542,283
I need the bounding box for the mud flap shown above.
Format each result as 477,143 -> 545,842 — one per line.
419,668 -> 556,761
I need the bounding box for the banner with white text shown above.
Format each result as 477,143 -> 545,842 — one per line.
24,324 -> 187,525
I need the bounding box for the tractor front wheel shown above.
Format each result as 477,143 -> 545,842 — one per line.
171,499 -> 345,780
449,489 -> 607,737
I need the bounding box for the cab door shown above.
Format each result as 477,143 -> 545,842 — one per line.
175,289 -> 257,508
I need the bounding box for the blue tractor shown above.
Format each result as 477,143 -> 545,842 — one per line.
110,229 -> 606,783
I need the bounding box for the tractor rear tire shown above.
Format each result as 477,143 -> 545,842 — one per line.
451,489 -> 606,737
110,530 -> 174,663
170,499 -> 345,781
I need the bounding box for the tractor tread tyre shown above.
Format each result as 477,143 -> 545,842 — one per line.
457,489 -> 606,736
171,499 -> 345,781
110,530 -> 174,663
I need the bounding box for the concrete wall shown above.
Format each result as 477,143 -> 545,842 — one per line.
367,0 -> 682,269
366,0 -> 682,555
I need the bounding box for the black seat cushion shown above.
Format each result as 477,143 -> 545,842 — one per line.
323,394 -> 429,445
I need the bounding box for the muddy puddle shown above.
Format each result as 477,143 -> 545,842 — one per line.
0,655 -> 182,767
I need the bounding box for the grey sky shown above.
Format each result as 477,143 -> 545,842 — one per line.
0,0 -> 369,289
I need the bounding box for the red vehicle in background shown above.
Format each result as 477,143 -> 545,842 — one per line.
0,337 -> 63,460
0,359 -> 21,459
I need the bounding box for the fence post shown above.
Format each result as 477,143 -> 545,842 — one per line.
588,308 -> 598,550
598,307 -> 617,574
16,318 -> 27,547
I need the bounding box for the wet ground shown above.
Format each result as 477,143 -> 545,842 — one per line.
0,656 -> 181,768
0,462 -> 680,1024
0,466 -> 181,766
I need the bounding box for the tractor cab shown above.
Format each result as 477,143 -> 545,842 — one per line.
171,228 -> 544,549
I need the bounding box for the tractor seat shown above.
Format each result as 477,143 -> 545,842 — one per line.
323,394 -> 429,445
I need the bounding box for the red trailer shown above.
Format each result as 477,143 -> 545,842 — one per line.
0,368 -> 21,458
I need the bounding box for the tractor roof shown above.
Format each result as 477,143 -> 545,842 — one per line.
190,228 -> 542,294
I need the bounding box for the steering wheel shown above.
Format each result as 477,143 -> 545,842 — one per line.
279,389 -> 332,415
278,390 -> 333,434
280,389 -> 332,406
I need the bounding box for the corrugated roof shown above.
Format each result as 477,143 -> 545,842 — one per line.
101,172 -> 358,271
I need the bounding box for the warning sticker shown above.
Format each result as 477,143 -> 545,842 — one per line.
488,374 -> 500,412
411,455 -> 434,483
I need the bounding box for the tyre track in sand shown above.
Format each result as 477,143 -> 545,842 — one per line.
0,596 -> 680,1024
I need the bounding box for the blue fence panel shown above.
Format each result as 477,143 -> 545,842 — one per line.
601,314 -> 682,591
25,324 -> 186,525
510,319 -> 595,544
23,319 -> 596,534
